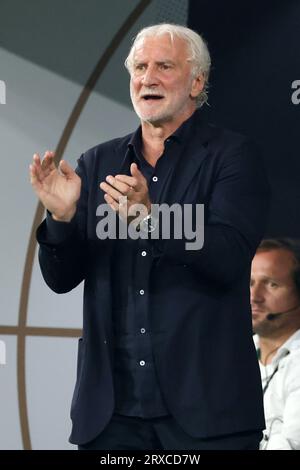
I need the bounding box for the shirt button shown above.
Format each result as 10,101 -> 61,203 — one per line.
141,251 -> 147,257
140,328 -> 146,334
152,176 -> 158,182
139,289 -> 145,295
140,360 -> 146,366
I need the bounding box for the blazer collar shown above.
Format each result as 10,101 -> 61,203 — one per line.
163,114 -> 219,204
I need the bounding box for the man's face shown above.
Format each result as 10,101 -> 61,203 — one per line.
250,249 -> 300,335
129,34 -> 203,125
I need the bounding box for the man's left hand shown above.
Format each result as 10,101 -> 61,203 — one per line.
100,163 -> 151,224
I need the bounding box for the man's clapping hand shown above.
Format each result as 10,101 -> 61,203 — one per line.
29,151 -> 81,222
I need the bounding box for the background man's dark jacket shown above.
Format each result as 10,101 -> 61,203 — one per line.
37,111 -> 270,445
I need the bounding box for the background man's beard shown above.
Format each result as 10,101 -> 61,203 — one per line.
253,321 -> 279,337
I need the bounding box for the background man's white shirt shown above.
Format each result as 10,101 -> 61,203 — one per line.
254,330 -> 300,450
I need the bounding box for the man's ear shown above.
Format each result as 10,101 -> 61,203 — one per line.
190,74 -> 205,98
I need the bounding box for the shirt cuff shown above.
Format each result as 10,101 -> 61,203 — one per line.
38,211 -> 77,245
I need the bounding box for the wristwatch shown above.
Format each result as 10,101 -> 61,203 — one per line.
139,213 -> 158,233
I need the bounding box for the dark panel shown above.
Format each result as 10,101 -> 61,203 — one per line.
188,0 -> 300,237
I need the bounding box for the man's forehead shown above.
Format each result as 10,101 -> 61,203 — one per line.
252,249 -> 295,278
133,34 -> 188,59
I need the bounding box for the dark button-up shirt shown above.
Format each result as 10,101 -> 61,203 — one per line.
112,111 -> 197,418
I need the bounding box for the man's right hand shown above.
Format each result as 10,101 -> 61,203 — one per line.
29,151 -> 81,222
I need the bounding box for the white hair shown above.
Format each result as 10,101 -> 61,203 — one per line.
124,23 -> 211,107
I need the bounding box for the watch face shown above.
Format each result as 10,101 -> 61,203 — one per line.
140,215 -> 157,233
147,219 -> 156,233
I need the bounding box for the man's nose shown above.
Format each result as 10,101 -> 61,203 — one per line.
250,283 -> 265,304
141,65 -> 159,86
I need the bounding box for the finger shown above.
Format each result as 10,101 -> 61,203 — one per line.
104,193 -> 119,212
42,150 -> 55,160
59,159 -> 75,178
29,163 -> 42,189
31,153 -> 43,181
32,153 -> 54,181
40,156 -> 56,181
30,154 -> 43,180
105,175 -> 134,196
130,163 -> 146,190
114,174 -> 139,188
130,162 -> 144,179
100,181 -> 124,203
41,151 -> 55,171
32,153 -> 44,172
33,153 -> 41,166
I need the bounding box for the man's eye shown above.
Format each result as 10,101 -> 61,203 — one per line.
269,282 -> 278,288
135,64 -> 145,71
160,64 -> 171,70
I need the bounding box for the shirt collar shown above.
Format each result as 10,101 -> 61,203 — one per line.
278,329 -> 300,353
127,108 -> 201,156
127,126 -> 143,162
254,329 -> 300,364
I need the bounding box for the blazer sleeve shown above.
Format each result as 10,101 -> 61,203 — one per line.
154,140 -> 271,285
36,154 -> 88,293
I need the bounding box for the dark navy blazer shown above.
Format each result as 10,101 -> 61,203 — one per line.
37,110 -> 270,445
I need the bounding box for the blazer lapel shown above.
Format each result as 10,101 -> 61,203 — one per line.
165,121 -> 218,205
